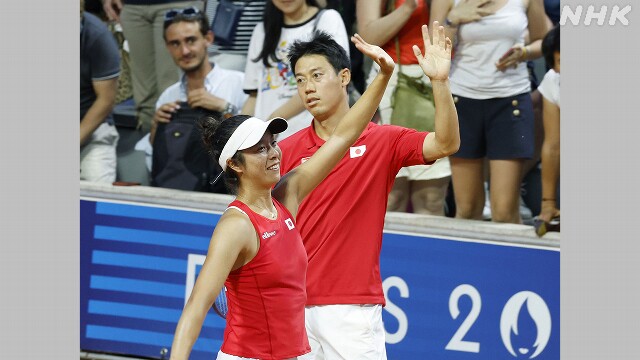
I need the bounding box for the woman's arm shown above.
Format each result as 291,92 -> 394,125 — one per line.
169,213 -> 253,360
538,96 -> 560,222
356,0 -> 416,46
526,0 -> 549,43
430,0 -> 495,41
495,13 -> 552,71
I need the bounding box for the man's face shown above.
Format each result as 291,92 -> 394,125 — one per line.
294,55 -> 349,120
164,21 -> 212,73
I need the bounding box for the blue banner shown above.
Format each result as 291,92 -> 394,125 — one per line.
81,199 -> 559,359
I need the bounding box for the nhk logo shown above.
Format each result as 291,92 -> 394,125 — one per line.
560,4 -> 631,25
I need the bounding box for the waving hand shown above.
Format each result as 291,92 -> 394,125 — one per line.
413,22 -> 452,81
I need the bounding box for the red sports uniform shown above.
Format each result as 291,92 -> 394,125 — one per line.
279,122 -> 428,306
221,199 -> 311,359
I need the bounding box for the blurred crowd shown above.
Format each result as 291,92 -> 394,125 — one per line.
80,0 -> 560,228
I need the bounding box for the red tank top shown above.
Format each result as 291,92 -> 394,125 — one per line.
220,199 -> 310,359
382,0 -> 430,65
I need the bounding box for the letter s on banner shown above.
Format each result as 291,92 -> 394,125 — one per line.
383,276 -> 409,344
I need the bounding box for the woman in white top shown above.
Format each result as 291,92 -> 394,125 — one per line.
241,0 -> 350,140
431,0 -> 548,223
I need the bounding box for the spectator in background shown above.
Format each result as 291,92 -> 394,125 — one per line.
242,0 -> 350,140
135,7 -> 247,191
431,0 -> 548,223
537,25 -> 560,223
102,0 -> 203,133
358,0 -> 452,216
204,0 -> 267,72
81,0 -> 121,183
150,7 -> 247,144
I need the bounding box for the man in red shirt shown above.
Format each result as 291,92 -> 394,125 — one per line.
280,24 -> 459,359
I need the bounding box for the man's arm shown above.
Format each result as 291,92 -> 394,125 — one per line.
412,23 -> 459,162
274,34 -> 395,216
81,78 -> 118,146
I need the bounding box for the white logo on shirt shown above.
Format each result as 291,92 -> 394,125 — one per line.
349,145 -> 367,158
301,157 -> 310,164
261,230 -> 277,240
285,218 -> 295,230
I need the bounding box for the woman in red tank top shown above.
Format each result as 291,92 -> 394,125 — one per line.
168,33 -> 396,360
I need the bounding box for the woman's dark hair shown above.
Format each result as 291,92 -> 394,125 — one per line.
254,0 -> 320,67
288,30 -> 351,74
541,25 -> 560,70
200,114 -> 251,194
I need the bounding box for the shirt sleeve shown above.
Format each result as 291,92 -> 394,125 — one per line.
384,125 -> 430,174
243,23 -> 265,92
89,28 -> 120,81
316,9 -> 350,57
537,69 -> 559,106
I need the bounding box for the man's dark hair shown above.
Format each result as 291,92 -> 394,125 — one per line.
163,8 -> 210,41
541,25 -> 560,69
255,0 -> 320,67
288,30 -> 351,75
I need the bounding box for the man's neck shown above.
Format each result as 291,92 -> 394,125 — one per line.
313,100 -> 351,141
184,62 -> 213,91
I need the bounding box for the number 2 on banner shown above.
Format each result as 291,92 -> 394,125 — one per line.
445,284 -> 481,353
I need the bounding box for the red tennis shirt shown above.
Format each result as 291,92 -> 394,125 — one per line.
279,122 -> 428,306
221,199 -> 310,359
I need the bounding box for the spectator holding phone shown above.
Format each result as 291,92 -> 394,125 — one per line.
431,0 -> 548,223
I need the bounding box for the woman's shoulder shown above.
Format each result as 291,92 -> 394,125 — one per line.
317,8 -> 345,24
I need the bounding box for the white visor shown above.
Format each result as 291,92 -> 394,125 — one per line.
218,117 -> 288,171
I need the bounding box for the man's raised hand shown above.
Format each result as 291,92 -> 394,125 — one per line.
414,22 -> 452,81
351,33 -> 395,76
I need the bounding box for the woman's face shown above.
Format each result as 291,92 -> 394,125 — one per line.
237,131 -> 282,187
271,0 -> 308,16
